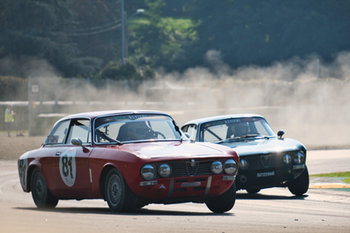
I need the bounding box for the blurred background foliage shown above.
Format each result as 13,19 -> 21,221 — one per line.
0,0 -> 350,80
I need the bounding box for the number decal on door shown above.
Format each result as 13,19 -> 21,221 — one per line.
59,148 -> 76,187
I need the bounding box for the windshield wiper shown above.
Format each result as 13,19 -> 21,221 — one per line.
238,134 -> 259,139
217,137 -> 239,144
256,135 -> 274,139
217,134 -> 259,144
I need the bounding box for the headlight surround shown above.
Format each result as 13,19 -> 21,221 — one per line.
224,159 -> 238,174
283,154 -> 292,164
158,163 -> 171,178
141,164 -> 156,180
240,159 -> 248,169
294,151 -> 305,164
211,161 -> 223,174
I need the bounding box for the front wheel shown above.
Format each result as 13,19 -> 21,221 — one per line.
288,166 -> 309,196
205,183 -> 236,213
246,188 -> 261,194
30,167 -> 58,208
104,168 -> 137,212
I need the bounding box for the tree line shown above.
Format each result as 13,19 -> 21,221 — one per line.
1,0 -> 349,80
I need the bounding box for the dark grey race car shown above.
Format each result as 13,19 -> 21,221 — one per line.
181,114 -> 309,196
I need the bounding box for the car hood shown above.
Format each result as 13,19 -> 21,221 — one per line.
219,137 -> 305,156
118,141 -> 235,160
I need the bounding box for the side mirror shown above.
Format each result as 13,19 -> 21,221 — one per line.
71,138 -> 83,146
277,130 -> 285,139
184,132 -> 190,139
71,138 -> 90,153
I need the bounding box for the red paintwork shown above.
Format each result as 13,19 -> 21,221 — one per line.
18,110 -> 239,203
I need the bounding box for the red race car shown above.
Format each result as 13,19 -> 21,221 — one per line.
18,110 -> 239,213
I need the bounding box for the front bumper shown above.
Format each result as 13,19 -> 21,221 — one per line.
133,174 -> 235,201
236,163 -> 306,190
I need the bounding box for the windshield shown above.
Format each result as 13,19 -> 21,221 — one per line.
94,114 -> 182,144
199,117 -> 275,143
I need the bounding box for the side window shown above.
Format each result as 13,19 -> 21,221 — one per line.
183,124 -> 197,140
67,119 -> 91,144
201,124 -> 227,142
45,120 -> 70,145
181,125 -> 189,132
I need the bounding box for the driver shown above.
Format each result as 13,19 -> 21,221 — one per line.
227,122 -> 248,138
117,121 -> 154,141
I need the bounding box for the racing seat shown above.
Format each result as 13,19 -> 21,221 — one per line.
116,123 -> 130,141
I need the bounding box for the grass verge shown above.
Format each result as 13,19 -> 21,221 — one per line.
311,171 -> 350,184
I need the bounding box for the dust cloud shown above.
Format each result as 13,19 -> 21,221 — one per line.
17,51 -> 350,147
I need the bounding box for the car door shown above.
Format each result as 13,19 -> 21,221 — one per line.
63,118 -> 92,197
42,118 -> 92,198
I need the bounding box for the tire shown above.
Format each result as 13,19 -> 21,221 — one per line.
246,188 -> 260,194
104,168 -> 137,212
288,166 -> 309,196
205,183 -> 236,213
30,168 -> 58,208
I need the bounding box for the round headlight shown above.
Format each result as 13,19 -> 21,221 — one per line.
224,159 -> 238,174
294,151 -> 305,164
283,154 -> 292,164
158,163 -> 171,178
211,161 -> 223,174
141,164 -> 156,180
240,159 -> 248,169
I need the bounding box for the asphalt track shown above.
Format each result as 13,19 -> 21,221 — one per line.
0,149 -> 349,233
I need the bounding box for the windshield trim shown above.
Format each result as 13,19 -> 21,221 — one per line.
199,116 -> 276,143
95,138 -> 186,146
217,134 -> 276,144
92,113 -> 183,145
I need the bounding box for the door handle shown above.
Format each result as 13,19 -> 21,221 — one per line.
55,152 -> 61,156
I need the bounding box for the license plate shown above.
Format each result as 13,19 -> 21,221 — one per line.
257,171 -> 275,177
293,164 -> 305,170
181,181 -> 201,187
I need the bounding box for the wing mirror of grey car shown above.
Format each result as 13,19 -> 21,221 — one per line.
277,130 -> 285,139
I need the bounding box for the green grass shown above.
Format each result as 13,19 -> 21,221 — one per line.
311,171 -> 350,184
344,178 -> 350,184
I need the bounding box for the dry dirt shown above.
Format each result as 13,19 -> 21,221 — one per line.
0,134 -> 45,160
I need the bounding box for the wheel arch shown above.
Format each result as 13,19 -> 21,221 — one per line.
99,164 -> 118,200
26,164 -> 41,192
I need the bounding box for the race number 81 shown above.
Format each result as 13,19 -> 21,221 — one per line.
59,149 -> 76,187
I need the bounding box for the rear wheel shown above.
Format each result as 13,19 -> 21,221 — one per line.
205,183 -> 236,213
288,166 -> 309,196
105,168 -> 137,212
30,168 -> 58,208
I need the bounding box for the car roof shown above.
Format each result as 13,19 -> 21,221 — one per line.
60,110 -> 171,121
183,114 -> 265,125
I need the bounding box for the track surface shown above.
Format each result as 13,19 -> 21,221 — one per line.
1,150 -> 350,233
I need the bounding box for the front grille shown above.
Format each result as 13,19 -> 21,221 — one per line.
170,160 -> 212,177
243,151 -> 299,169
244,153 -> 279,169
